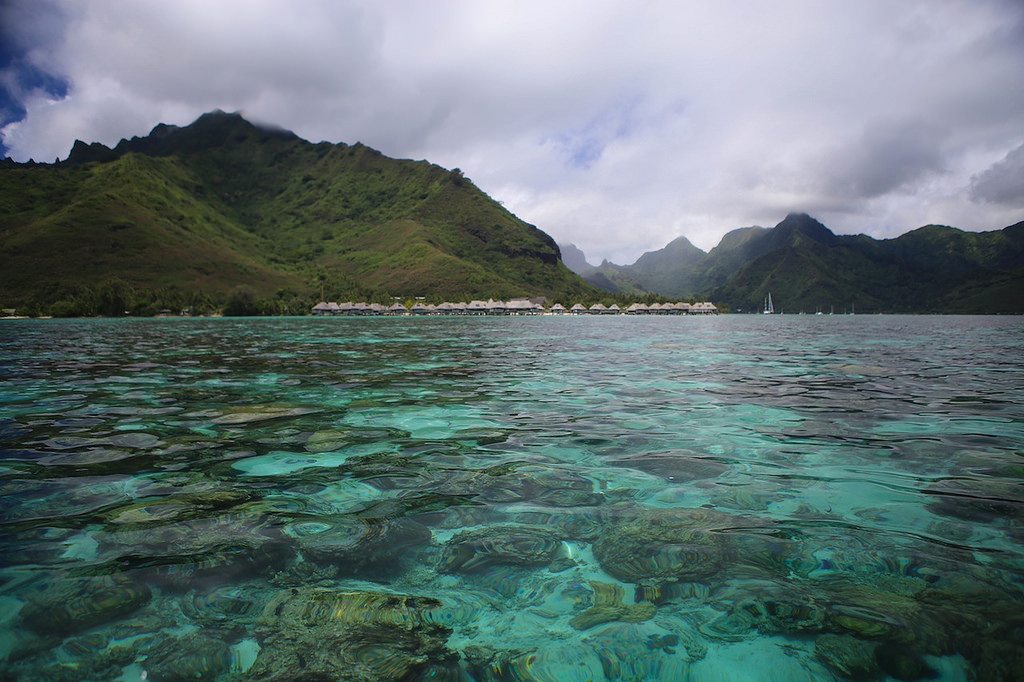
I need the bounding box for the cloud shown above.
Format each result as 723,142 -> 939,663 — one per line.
814,118 -> 948,200
0,0 -> 69,155
970,144 -> 1024,206
2,0 -> 1023,262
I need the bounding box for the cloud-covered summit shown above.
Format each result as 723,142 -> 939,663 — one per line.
2,0 -> 1022,263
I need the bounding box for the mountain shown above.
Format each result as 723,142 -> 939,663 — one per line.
0,110 -> 595,314
580,213 -> 1024,313
709,214 -> 1024,313
560,243 -> 594,275
614,235 -> 706,297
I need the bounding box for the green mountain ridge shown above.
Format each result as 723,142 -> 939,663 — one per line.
4,110 -> 1021,315
571,213 -> 1024,313
1,110 -> 595,314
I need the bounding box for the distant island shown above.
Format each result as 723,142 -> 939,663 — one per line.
2,111 -> 1022,315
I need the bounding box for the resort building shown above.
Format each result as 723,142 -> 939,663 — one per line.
313,299 -> 718,316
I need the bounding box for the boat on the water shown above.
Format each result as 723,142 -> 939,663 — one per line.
763,292 -> 775,314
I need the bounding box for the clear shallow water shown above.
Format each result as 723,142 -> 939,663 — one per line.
0,315 -> 1022,681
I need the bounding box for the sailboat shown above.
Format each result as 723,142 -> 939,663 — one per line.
763,292 -> 775,314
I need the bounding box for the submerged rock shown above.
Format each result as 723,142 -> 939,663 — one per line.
462,645 -> 538,681
246,587 -> 457,681
814,633 -> 880,678
591,507 -> 744,585
438,525 -> 563,573
182,583 -> 278,629
825,584 -> 930,646
873,641 -> 934,681
924,478 -> 1024,523
304,426 -> 410,452
585,623 -> 694,680
19,573 -> 151,636
247,621 -> 456,681
292,515 -> 431,577
208,405 -> 322,426
141,631 -> 232,682
701,586 -> 829,641
261,588 -> 444,628
99,509 -> 291,590
608,451 -> 729,482
569,580 -> 656,630
105,487 -> 260,528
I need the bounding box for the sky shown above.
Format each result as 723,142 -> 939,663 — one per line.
2,0 -> 1023,264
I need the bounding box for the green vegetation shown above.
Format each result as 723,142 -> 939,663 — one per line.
4,111 -> 1020,316
1,111 -> 596,315
583,214 -> 1024,314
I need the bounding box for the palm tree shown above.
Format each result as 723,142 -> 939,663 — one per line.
314,271 -> 327,302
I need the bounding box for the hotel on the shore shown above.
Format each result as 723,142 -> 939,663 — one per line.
312,298 -> 718,316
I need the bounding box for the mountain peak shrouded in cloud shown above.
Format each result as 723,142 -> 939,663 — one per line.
65,109 -> 300,163
2,1 -> 1023,262
769,213 -> 838,246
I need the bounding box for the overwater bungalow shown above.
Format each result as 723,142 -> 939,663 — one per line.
691,302 -> 718,314
313,299 -> 717,316
506,298 -> 543,314
466,300 -> 489,315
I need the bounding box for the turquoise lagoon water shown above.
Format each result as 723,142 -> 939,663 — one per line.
0,315 -> 1022,681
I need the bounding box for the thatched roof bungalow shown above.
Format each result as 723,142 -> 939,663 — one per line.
466,300 -> 489,315
486,299 -> 508,315
313,299 -> 716,316
691,301 -> 718,314
507,298 -> 543,314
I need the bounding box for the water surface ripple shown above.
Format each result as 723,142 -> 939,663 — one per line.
1,315 -> 1022,680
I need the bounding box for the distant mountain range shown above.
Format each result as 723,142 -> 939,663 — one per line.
2,111 -> 1021,315
0,110 -> 594,314
563,213 -> 1024,313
